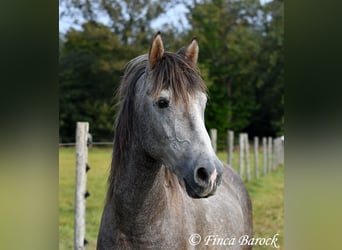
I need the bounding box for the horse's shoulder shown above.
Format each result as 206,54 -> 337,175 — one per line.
220,163 -> 241,188
220,162 -> 253,238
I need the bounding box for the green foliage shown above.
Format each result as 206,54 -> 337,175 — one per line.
188,0 -> 263,148
59,22 -> 143,142
60,0 -> 177,45
59,0 -> 284,143
249,0 -> 284,136
187,0 -> 284,147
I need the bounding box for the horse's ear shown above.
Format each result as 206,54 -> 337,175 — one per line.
149,32 -> 164,69
185,37 -> 199,64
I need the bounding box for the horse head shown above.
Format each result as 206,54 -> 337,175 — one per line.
133,33 -> 223,198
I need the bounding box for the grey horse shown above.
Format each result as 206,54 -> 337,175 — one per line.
97,33 -> 252,250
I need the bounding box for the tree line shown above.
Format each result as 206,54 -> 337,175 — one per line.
59,0 -> 283,148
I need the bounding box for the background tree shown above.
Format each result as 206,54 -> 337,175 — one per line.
246,0 -> 284,136
187,0 -> 268,148
60,0 -> 180,45
59,0 -> 284,145
59,21 -> 143,142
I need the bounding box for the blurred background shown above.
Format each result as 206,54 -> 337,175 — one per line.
59,0 -> 284,149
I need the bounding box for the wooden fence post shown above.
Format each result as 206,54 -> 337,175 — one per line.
262,137 -> 267,175
244,134 -> 251,182
227,130 -> 234,167
268,137 -> 273,172
280,137 -> 284,165
274,138 -> 280,169
75,122 -> 89,250
254,136 -> 259,179
275,137 -> 284,168
239,133 -> 244,179
210,128 -> 217,153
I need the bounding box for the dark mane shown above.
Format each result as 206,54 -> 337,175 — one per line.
107,51 -> 207,200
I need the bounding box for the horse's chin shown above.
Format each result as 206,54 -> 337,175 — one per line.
181,178 -> 216,199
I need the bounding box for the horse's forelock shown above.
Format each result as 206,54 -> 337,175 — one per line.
120,52 -> 206,106
149,52 -> 207,106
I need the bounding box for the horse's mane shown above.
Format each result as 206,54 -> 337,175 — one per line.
107,51 -> 207,200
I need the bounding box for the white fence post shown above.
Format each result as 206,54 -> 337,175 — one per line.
268,137 -> 273,172
75,122 -> 89,250
239,133 -> 244,179
254,136 -> 259,179
228,130 -> 234,167
262,137 -> 267,175
274,138 -> 280,169
210,128 -> 217,153
280,137 -> 284,165
244,134 -> 251,182
274,137 -> 284,169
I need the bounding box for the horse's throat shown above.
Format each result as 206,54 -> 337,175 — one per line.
112,159 -> 168,232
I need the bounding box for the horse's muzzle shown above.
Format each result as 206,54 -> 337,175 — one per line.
183,165 -> 222,199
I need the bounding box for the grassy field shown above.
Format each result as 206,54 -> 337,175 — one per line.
59,147 -> 283,249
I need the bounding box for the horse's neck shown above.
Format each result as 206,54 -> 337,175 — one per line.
109,148 -> 175,235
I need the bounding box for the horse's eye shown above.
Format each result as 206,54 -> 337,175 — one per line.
156,98 -> 169,109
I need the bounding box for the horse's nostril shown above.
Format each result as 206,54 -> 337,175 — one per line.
195,167 -> 209,185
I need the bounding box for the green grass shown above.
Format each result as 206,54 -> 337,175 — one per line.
217,151 -> 284,249
245,167 -> 284,249
59,147 -> 283,249
59,147 -> 112,250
